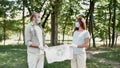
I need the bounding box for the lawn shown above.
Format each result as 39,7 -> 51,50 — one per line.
0,45 -> 118,68
93,48 -> 120,62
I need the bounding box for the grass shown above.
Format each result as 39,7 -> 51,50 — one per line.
0,45 -> 117,68
87,59 -> 113,68
93,48 -> 120,62
0,45 -> 27,68
87,47 -> 114,51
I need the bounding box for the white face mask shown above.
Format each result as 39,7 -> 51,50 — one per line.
36,18 -> 41,24
75,22 -> 80,27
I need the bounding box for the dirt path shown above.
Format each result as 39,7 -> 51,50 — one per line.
87,51 -> 120,68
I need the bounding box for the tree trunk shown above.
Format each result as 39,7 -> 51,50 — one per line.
3,11 -> 6,45
3,19 -> 5,45
89,0 -> 96,47
108,0 -> 112,47
105,34 -> 108,47
111,0 -> 116,48
22,0 -> 25,45
105,11 -> 108,47
62,18 -> 68,43
51,11 -> 58,46
50,0 -> 62,46
115,33 -> 118,47
86,8 -> 91,47
41,9 -> 47,20
86,11 -> 90,33
42,11 -> 51,28
18,30 -> 22,44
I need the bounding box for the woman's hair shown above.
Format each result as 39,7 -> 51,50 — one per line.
74,16 -> 86,31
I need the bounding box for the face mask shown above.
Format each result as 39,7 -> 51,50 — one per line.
75,22 -> 80,27
36,18 -> 41,24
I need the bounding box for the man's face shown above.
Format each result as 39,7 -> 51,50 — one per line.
33,13 -> 40,21
35,13 -> 40,19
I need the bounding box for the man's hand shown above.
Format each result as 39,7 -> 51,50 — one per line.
44,45 -> 48,48
69,44 -> 77,48
39,45 -> 44,50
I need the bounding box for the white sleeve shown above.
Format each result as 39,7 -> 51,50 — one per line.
84,31 -> 91,39
72,32 -> 75,44
25,25 -> 32,46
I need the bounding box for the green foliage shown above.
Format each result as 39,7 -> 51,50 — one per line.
0,0 -> 20,41
58,0 -> 88,36
0,0 -> 120,44
90,0 -> 120,42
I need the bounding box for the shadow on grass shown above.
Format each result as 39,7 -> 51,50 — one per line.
87,59 -> 113,68
93,48 -> 120,62
0,45 -> 27,68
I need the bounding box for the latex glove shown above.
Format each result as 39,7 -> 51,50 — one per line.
69,44 -> 77,48
44,44 -> 48,48
39,45 -> 44,50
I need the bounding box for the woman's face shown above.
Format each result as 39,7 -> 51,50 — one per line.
75,19 -> 80,28
76,19 -> 78,22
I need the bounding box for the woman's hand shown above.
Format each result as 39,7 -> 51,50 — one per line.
38,45 -> 44,50
69,44 -> 77,48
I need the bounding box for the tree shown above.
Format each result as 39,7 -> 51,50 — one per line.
50,0 -> 62,46
108,0 -> 112,47
22,0 -> 25,45
111,0 -> 117,47
0,0 -> 16,45
87,0 -> 96,47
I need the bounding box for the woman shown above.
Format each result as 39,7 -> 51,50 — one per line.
71,16 -> 90,68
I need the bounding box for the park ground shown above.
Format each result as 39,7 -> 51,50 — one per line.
0,45 -> 120,68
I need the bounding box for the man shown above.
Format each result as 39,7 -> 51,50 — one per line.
25,12 -> 44,68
